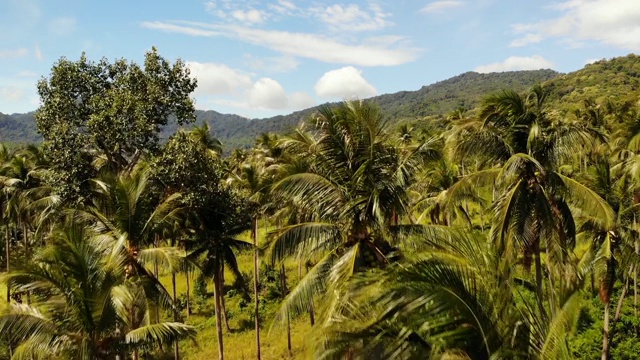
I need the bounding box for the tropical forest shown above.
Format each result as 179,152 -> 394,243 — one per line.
2,50 -> 640,360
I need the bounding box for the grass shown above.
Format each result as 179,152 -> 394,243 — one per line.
157,227 -> 315,360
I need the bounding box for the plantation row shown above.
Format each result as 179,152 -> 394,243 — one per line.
1,50 -> 640,359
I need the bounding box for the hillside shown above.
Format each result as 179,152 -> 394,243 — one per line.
0,69 -> 559,149
4,54 -> 640,150
546,53 -> 640,111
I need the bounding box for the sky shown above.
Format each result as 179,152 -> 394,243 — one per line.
1,0 -> 639,119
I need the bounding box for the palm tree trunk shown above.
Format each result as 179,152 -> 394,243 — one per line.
633,239 -> 640,335
252,217 -> 262,360
534,251 -> 545,318
186,267 -> 191,317
172,268 -> 180,360
213,271 -> 225,360
610,274 -> 629,346
305,262 -> 315,326
220,266 -> 231,332
281,263 -> 292,355
602,298 -> 610,360
155,261 -> 160,324
22,221 -> 30,304
5,226 -> 9,303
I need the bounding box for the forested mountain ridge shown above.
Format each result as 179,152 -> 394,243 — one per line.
0,69 -> 559,149
2,54 -> 640,149
547,54 -> 640,112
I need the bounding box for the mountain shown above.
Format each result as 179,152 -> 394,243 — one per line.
5,54 -> 640,150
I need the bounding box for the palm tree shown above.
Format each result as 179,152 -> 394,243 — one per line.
1,146 -> 52,305
186,192 -> 252,360
78,161 -> 184,359
227,159 -> 269,360
317,226 -> 584,359
448,86 -> 614,318
266,100 -> 443,324
190,122 -> 223,155
0,220 -> 196,359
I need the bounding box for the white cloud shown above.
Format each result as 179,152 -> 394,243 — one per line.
269,0 -> 297,15
246,78 -> 316,110
248,78 -> 288,109
0,48 -> 28,58
185,61 -> 315,114
142,21 -> 221,37
289,91 -> 315,109
315,3 -> 391,32
34,44 -> 43,60
49,17 -> 77,35
186,61 -> 253,96
512,0 -> 640,51
142,21 -> 418,66
421,1 -> 464,13
475,55 -> 554,73
510,34 -> 543,47
205,1 -> 268,25
314,66 -> 377,100
231,9 -> 266,24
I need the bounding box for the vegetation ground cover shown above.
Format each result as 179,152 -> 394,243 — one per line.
1,51 -> 640,360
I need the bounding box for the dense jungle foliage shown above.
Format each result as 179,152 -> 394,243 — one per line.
1,51 -> 640,359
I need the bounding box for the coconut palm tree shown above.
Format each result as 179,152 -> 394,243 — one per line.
0,220 -> 196,360
227,158 -> 270,360
78,161 -> 183,345
186,190 -> 252,360
447,86 -> 614,318
317,226 -> 585,359
266,100 -> 445,324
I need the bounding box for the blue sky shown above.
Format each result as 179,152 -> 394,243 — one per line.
1,0 -> 639,119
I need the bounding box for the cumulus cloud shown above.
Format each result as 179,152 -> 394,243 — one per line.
421,1 -> 464,13
0,48 -> 28,58
512,0 -> 640,51
289,91 -> 315,109
247,78 -> 315,110
315,3 -> 391,32
185,61 -> 315,113
314,66 -> 377,100
475,55 -> 554,73
248,78 -> 288,109
186,61 -> 253,95
142,21 -> 418,66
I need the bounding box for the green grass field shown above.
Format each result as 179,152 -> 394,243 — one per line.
158,229 -> 313,360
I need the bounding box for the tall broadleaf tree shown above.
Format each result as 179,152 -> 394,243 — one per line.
35,48 -> 197,203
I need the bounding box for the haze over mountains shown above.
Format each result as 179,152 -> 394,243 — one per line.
2,54 -> 640,150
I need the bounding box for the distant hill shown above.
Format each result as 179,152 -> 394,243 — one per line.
545,54 -> 640,112
6,54 -> 640,150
